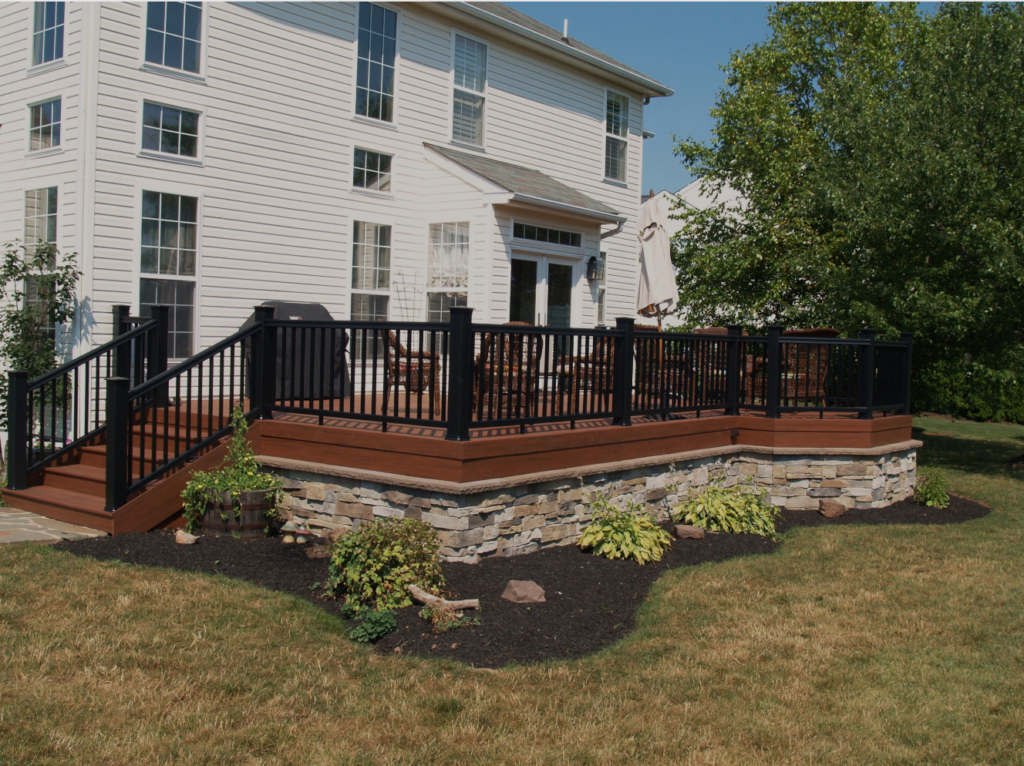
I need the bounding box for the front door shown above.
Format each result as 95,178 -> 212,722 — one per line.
509,256 -> 575,327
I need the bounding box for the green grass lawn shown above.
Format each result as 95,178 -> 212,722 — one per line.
1,416 -> 1022,765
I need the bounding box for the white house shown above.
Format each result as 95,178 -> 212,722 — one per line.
1,1 -> 672,361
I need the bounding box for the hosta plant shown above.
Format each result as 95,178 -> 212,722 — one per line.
328,517 -> 445,614
914,466 -> 950,508
578,495 -> 673,565
673,480 -> 780,539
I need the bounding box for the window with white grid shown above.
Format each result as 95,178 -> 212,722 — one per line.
140,190 -> 198,358
32,2 -> 64,66
597,251 -> 607,325
452,34 -> 487,146
427,222 -> 468,322
145,1 -> 203,73
355,3 -> 397,122
605,91 -> 629,182
353,148 -> 392,192
24,187 -> 59,342
142,101 -> 199,157
29,98 -> 61,151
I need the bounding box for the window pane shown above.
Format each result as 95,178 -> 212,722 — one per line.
352,221 -> 391,291
452,90 -> 484,146
427,291 -> 467,323
165,2 -> 184,36
355,4 -> 397,121
184,3 -> 201,39
141,278 -> 194,358
605,136 -> 626,182
182,39 -> 200,73
145,29 -> 164,64
428,222 -> 469,289
164,34 -> 183,69
147,2 -> 165,31
454,35 -> 487,93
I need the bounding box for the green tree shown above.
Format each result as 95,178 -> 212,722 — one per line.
0,240 -> 80,429
672,3 -> 1024,418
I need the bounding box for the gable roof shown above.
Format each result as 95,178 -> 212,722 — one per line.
438,3 -> 673,98
425,143 -> 623,221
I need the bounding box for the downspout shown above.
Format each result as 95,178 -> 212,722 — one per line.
599,220 -> 624,239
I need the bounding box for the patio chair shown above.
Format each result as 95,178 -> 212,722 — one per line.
383,329 -> 442,414
473,322 -> 544,420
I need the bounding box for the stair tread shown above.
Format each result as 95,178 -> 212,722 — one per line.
47,463 -> 104,478
5,485 -> 107,513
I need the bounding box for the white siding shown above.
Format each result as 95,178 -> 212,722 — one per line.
1,0 -> 652,355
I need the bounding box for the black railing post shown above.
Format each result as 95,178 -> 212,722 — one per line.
765,325 -> 783,418
113,305 -> 131,378
445,306 -> 474,441
104,377 -> 130,511
7,371 -> 29,490
251,305 -> 276,418
612,317 -> 635,426
147,305 -> 170,406
858,328 -> 877,419
900,331 -> 913,416
725,324 -> 742,416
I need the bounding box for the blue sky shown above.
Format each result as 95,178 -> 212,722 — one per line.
506,2 -> 773,194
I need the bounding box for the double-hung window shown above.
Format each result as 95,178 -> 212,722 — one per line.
452,34 -> 487,147
24,188 -> 59,343
597,252 -> 607,326
351,221 -> 391,360
142,101 -> 200,157
604,91 -> 629,182
32,2 -> 65,66
427,222 -> 469,322
29,98 -> 61,151
140,191 -> 198,358
355,3 -> 397,122
145,1 -> 203,74
353,148 -> 392,192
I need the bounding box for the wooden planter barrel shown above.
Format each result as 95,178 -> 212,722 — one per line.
200,489 -> 276,538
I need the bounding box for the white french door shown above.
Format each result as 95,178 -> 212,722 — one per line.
509,254 -> 576,327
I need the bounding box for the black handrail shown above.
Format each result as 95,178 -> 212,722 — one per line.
7,306 -> 169,490
27,303 -> 912,511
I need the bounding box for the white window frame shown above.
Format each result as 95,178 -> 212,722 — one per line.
603,88 -> 630,185
351,2 -> 402,127
350,145 -> 395,197
130,181 -> 203,358
26,1 -> 66,73
21,181 -> 65,349
449,28 -> 488,150
135,96 -> 205,166
26,94 -> 65,157
425,221 -> 470,322
596,251 -> 607,327
350,218 -> 393,322
510,217 -> 585,252
138,1 -> 210,83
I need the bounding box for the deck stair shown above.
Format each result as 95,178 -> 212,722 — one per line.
4,407 -> 231,534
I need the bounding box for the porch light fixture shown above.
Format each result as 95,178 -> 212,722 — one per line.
586,256 -> 600,281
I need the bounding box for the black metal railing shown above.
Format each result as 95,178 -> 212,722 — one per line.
6,305 -> 169,490
8,303 -> 913,512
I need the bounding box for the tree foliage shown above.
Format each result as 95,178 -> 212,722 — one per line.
0,241 -> 80,429
672,3 -> 1024,416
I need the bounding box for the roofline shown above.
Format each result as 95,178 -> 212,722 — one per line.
433,2 -> 674,98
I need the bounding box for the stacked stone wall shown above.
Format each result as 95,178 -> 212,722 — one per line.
272,449 -> 917,563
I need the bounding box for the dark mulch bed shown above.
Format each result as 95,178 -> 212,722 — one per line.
53,494 -> 988,668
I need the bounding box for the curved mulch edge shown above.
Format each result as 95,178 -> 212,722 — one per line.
52,495 -> 989,669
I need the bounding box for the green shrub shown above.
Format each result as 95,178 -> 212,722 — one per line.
181,405 -> 282,532
914,466 -> 950,508
673,481 -> 780,539
328,517 -> 445,614
578,496 -> 673,565
348,609 -> 397,644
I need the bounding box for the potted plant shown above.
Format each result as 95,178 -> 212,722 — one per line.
181,405 -> 282,538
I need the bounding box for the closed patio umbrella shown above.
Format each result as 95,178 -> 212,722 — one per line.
636,193 -> 679,329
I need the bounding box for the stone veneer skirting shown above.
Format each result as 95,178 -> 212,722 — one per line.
264,440 -> 921,563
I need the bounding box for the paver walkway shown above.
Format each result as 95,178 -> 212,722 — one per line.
0,508 -> 105,543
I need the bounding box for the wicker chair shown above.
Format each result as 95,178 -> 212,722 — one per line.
474,321 -> 544,419
383,329 -> 441,413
